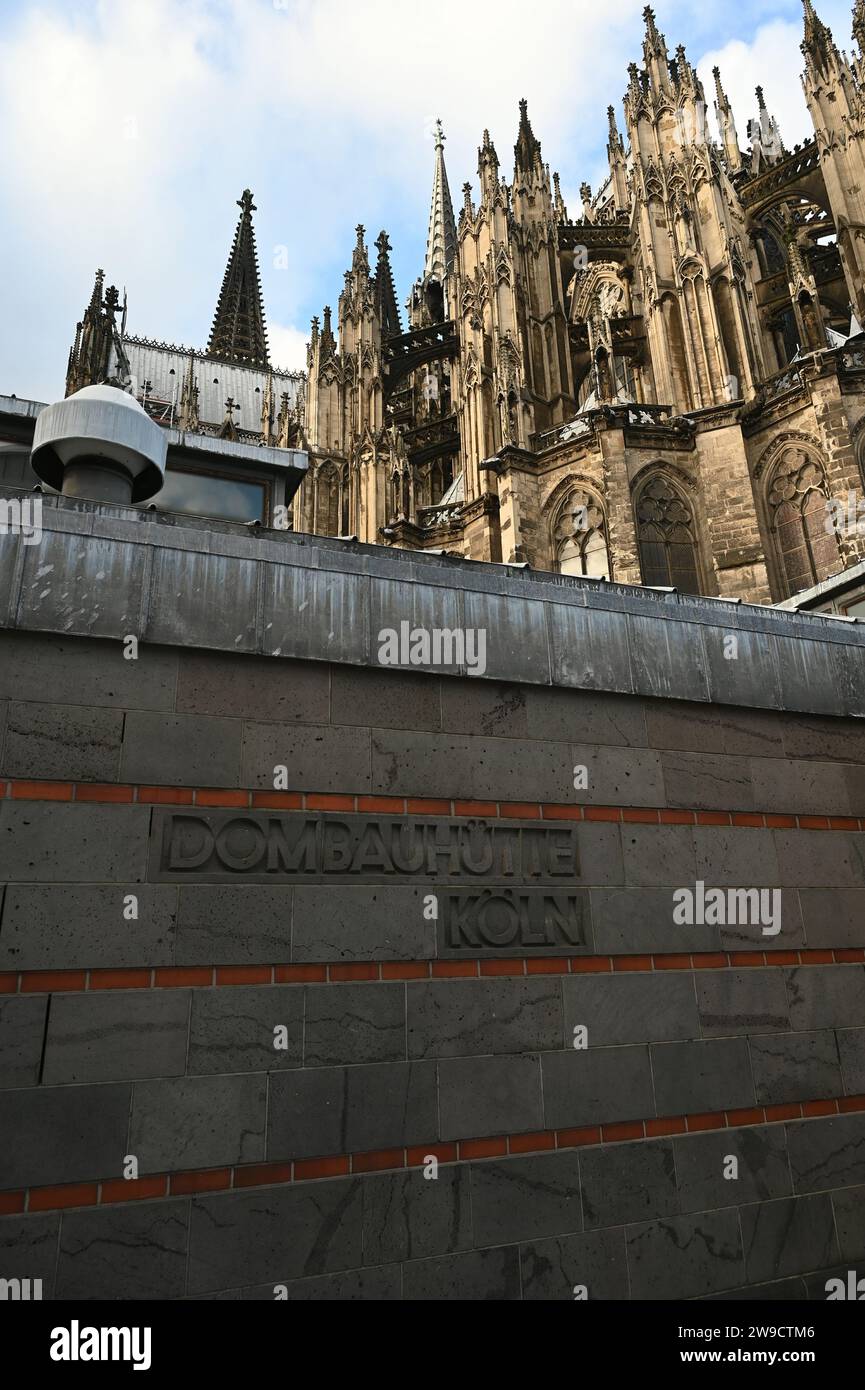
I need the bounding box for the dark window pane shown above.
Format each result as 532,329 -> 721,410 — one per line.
154,470 -> 265,523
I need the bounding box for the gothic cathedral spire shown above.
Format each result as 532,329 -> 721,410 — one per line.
423,120 -> 457,286
374,231 -> 403,338
207,189 -> 270,369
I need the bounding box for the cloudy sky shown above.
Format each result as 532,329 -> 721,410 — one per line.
0,0 -> 856,401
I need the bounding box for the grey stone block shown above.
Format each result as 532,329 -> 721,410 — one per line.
264,567 -> 369,666
774,831 -> 865,888
292,886 -> 434,962
621,824 -> 696,886
2,701 -> 123,782
440,679 -> 529,739
627,1209 -> 744,1299
740,1194 -> 839,1284
334,666 -> 441,732
175,886 -> 292,965
304,982 -> 405,1066
267,1060 -> 437,1160
0,886 -> 177,971
407,978 -> 563,1059
541,1046 -> 654,1129
832,1184 -> 865,1261
628,615 -> 709,704
463,590 -> 551,685
438,1054 -> 543,1140
750,757 -> 851,818
674,1124 -> 791,1213
177,651 -> 330,724
843,764 -> 865,815
591,887 -> 721,954
470,1151 -> 583,1245
19,532 -> 146,639
837,1028 -> 865,1094
580,1139 -> 678,1228
43,990 -> 189,1084
56,1200 -> 189,1300
187,986 -> 303,1074
401,1245 -> 521,1300
520,1227 -> 629,1300
693,828 -> 780,887
0,1212 -> 59,1299
696,968 -> 790,1037
0,803 -> 150,883
130,1075 -> 267,1170
721,888 -> 804,952
782,714 -> 865,764
645,702 -> 785,757
121,711 -> 242,788
704,627 -> 782,710
661,750 -> 754,812
547,601 -> 634,696
786,1113 -> 865,1193
147,547 -> 259,652
187,1180 -> 363,1294
370,728 -> 573,801
241,1266 -> 401,1300
562,972 -> 700,1047
576,823 -> 624,886
786,964 -> 865,1030
572,745 -> 663,807
750,1030 -> 843,1105
525,685 -> 647,748
645,703 -> 726,755
241,720 -> 370,792
362,1165 -> 471,1264
0,1083 -> 130,1187
799,889 -> 865,947
651,1038 -> 755,1115
0,996 -> 47,1089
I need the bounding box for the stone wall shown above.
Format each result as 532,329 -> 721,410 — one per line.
1,497 -> 864,1300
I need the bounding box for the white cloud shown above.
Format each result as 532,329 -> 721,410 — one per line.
268,322 -> 309,373
698,21 -> 812,153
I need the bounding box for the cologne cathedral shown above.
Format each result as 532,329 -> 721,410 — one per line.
65,2 -> 865,604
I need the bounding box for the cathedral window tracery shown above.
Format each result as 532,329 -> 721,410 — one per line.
767,448 -> 841,595
553,488 -> 611,579
635,474 -> 701,592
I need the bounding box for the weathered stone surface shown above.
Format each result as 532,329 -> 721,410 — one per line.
0,1084 -> 130,1187
2,700 -> 123,781
626,1209 -> 744,1299
129,1075 -> 267,1170
188,986 -> 303,1074
43,991 -> 190,1084
0,803 -> 150,882
0,885 -> 177,970
56,1201 -> 189,1301
0,995 -> 47,1089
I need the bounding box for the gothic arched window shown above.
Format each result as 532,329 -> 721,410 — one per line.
767,448 -> 840,595
316,463 -> 340,535
635,475 -> 701,593
553,489 -> 610,579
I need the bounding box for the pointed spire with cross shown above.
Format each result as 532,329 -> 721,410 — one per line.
207,189 -> 270,369
423,119 -> 457,284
